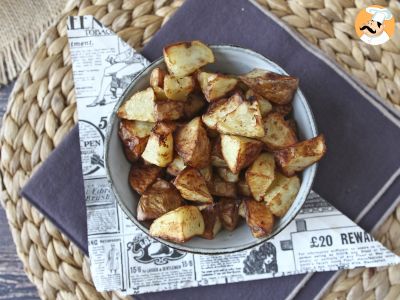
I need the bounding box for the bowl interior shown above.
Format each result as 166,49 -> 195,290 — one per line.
105,45 -> 317,254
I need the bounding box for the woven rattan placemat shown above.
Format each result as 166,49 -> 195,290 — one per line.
0,0 -> 399,299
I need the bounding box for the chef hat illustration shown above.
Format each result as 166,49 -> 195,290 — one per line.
366,7 -> 393,24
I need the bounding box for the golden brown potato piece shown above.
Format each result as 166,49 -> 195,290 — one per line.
274,134 -> 326,176
173,167 -> 213,203
117,87 -> 156,122
164,75 -> 195,101
175,117 -> 211,169
221,134 -> 263,174
246,153 -> 275,201
197,71 -> 238,102
118,120 -> 154,161
211,136 -> 228,167
238,178 -> 251,197
208,174 -> 237,198
137,179 -> 183,221
238,201 -> 246,218
149,205 -> 205,243
141,122 -> 175,167
184,93 -> 207,119
216,100 -> 265,138
239,69 -> 299,105
167,156 -> 212,182
272,103 -> 292,116
245,89 -> 272,117
202,92 -> 243,129
200,205 -> 222,239
259,113 -> 297,150
216,168 -> 239,183
163,41 -> 214,77
154,100 -> 184,121
244,199 -> 274,238
129,162 -> 162,194
264,172 -> 300,217
218,198 -> 240,231
150,67 -> 166,89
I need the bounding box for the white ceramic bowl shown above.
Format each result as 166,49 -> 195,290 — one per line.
105,45 -> 318,254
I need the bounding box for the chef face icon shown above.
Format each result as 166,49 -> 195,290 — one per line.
355,6 -> 395,46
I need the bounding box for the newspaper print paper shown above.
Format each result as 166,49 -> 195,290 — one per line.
67,15 -> 400,295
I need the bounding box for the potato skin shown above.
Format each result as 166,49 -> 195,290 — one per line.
137,179 -> 183,221
218,198 -> 240,231
173,167 -> 213,203
129,162 -> 162,194
118,120 -> 153,162
200,205 -> 222,239
244,199 -> 274,238
150,68 -> 166,89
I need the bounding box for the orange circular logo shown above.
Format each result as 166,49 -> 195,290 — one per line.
354,5 -> 395,45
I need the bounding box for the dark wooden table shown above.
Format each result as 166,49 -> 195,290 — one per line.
0,83 -> 39,299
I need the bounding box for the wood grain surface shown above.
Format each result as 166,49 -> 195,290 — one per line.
0,83 -> 38,299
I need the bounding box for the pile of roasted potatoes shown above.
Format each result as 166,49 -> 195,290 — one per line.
117,40 -> 326,243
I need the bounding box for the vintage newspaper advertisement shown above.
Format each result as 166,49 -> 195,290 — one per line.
67,16 -> 400,295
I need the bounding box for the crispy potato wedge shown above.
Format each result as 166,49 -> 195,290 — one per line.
129,162 -> 162,194
208,174 -> 237,198
154,100 -> 184,121
238,178 -> 251,197
264,172 -> 300,217
150,68 -> 166,89
141,122 -> 175,167
216,100 -> 265,138
221,134 -> 263,174
239,69 -> 299,105
167,156 -> 212,182
197,71 -> 238,102
272,103 -> 292,116
238,201 -> 246,218
210,136 -> 227,167
244,199 -> 274,238
274,134 -> 326,176
117,87 -> 156,122
175,117 -> 211,169
245,89 -> 272,117
184,93 -> 207,119
164,75 -> 195,101
118,120 -> 154,161
218,198 -> 240,231
149,205 -> 205,243
137,179 -> 183,221
173,167 -> 213,203
246,153 -> 275,201
202,92 -> 243,129
216,167 -> 239,183
200,205 -> 222,239
163,41 -> 214,77
259,112 -> 297,150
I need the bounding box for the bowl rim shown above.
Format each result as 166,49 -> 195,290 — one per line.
104,44 -> 318,255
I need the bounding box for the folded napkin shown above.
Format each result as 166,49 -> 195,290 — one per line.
22,0 -> 400,299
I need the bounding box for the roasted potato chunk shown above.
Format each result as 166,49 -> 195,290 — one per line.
218,198 -> 240,231
141,122 -> 175,167
272,103 -> 292,116
238,201 -> 246,218
244,199 -> 274,238
202,92 -> 243,129
129,162 -> 162,194
221,134 -> 263,174
200,165 -> 213,182
173,167 -> 213,203
274,134 -> 326,176
164,75 -> 195,101
149,205 -> 205,243
184,93 -> 207,119
150,67 -> 166,89
208,174 -> 237,198
239,69 -> 299,105
246,153 -> 275,201
238,178 -> 251,197
197,71 -> 238,102
167,156 -> 212,182
163,41 -> 214,77
245,89 -> 272,117
118,120 -> 154,161
211,136 -> 228,167
264,172 -> 300,217
154,100 -> 184,121
117,87 -> 156,122
137,179 -> 183,221
175,117 -> 211,169
216,100 -> 265,138
216,168 -> 239,183
200,205 -> 222,239
259,113 -> 297,150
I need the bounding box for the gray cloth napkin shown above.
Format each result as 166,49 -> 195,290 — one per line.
21,0 -> 400,299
